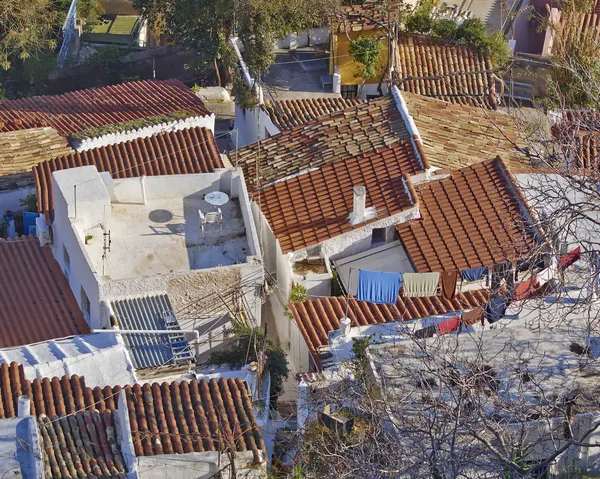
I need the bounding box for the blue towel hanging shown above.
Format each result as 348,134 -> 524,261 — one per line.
461,266 -> 488,282
356,270 -> 402,304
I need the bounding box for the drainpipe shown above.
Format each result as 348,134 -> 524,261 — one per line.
140,175 -> 147,205
92,328 -> 200,342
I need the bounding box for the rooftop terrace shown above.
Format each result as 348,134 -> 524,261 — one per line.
52,166 -> 258,282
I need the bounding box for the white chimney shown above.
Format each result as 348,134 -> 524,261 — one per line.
351,186 -> 366,224
339,317 -> 352,337
17,396 -> 30,417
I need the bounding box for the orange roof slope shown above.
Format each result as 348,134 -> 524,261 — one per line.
0,236 -> 89,347
34,126 -> 223,217
235,96 -> 411,192
0,362 -> 266,462
557,0 -> 600,48
260,142 -> 420,254
396,157 -> 540,272
574,133 -> 600,169
263,97 -> 363,131
394,35 -> 498,109
555,110 -> 600,170
0,80 -> 211,136
289,290 -> 488,368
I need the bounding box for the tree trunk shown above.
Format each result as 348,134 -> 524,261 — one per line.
214,56 -> 222,87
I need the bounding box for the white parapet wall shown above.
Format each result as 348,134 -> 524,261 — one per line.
71,114 -> 216,151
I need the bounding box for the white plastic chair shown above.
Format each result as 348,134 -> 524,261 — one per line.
199,208 -> 223,237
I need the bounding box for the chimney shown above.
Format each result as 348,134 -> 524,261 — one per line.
17,396 -> 30,417
352,186 -> 366,224
339,317 -> 352,337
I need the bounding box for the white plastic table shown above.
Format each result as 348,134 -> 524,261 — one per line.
205,191 -> 230,208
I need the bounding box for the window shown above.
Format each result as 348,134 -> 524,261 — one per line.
371,227 -> 386,247
341,84 -> 359,99
63,245 -> 70,281
81,287 -> 91,321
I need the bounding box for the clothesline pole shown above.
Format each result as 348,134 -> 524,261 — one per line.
345,267 -> 352,320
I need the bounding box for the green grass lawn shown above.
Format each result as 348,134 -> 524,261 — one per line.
84,15 -> 139,45
90,15 -> 138,36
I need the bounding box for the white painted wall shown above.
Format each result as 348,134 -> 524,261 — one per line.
233,105 -> 280,149
0,186 -> 35,216
51,170 -> 105,329
137,451 -> 266,479
275,27 -> 329,49
320,204 -> 420,262
72,114 -> 216,151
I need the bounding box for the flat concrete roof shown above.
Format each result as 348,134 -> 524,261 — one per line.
87,195 -> 249,281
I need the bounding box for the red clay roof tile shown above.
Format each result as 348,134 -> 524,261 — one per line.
0,236 -> 89,347
263,97 -> 364,131
396,157 -> 541,272
0,363 -> 265,464
39,411 -> 127,479
236,96 -> 410,192
289,290 -> 489,369
34,126 -> 223,218
394,35 -> 498,109
0,80 -> 211,137
260,141 -> 420,253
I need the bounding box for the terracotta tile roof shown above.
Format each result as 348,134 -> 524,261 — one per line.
263,97 -> 363,131
289,290 -> 489,369
557,2 -> 600,47
236,96 -> 411,192
333,1 -> 402,32
39,411 -> 127,479
402,93 -> 528,170
0,236 -> 89,347
393,34 -> 498,109
0,128 -> 72,191
573,133 -> 600,169
396,157 -> 541,272
0,80 -> 212,137
0,362 -> 266,462
260,142 -> 420,254
34,126 -> 223,218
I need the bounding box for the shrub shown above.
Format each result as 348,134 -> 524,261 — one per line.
207,325 -> 290,408
289,283 -> 308,302
456,18 -> 488,48
432,18 -> 457,39
406,9 -> 433,34
483,30 -> 511,67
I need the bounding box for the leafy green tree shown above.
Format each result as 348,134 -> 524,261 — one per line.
432,18 -> 457,39
349,34 -> 383,96
456,18 -> 510,67
0,0 -> 103,71
0,0 -> 57,69
404,0 -> 434,34
133,0 -> 340,85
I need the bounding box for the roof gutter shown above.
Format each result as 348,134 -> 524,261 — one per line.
92,328 -> 200,342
